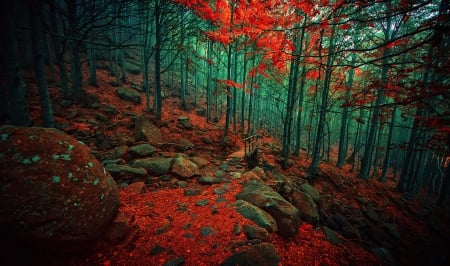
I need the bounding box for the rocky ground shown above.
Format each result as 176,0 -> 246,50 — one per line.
1,67 -> 449,266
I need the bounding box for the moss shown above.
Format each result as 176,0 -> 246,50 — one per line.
0,133 -> 8,141
31,155 -> 41,163
52,176 -> 61,183
22,158 -> 31,165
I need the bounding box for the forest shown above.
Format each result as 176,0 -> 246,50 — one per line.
0,0 -> 449,265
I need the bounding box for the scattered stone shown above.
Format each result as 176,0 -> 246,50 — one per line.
150,244 -> 166,255
370,247 -> 396,265
190,156 -> 210,168
221,243 -> 281,266
128,143 -> 156,157
291,190 -> 319,225
164,257 -> 185,266
132,157 -> 172,176
104,211 -> 130,243
176,180 -> 188,188
197,174 -> 222,184
235,200 -> 278,233
184,189 -> 201,196
175,138 -> 194,152
363,205 -> 380,222
200,226 -> 215,236
67,110 -> 79,119
196,199 -> 209,206
122,181 -> 146,194
356,196 -> 369,205
211,205 -> 218,214
300,183 -> 320,202
322,169 -> 345,192
236,179 -> 301,238
171,154 -> 200,178
105,163 -> 147,178
116,87 -> 141,105
134,116 -> 164,145
341,224 -> 361,240
95,112 -> 109,122
243,225 -> 270,242
323,226 -> 342,246
178,116 -> 193,129
0,126 -> 119,252
114,145 -> 128,158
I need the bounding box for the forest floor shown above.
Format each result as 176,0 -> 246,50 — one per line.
13,65 -> 450,266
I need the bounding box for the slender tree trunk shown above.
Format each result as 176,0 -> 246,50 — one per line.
293,64 -> 306,156
30,2 -> 54,127
49,0 -> 69,98
308,25 -> 336,180
337,54 -> 356,168
2,0 -> 31,126
380,104 -> 397,182
154,0 -> 163,120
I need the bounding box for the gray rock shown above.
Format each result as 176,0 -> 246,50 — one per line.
178,116 -> 193,129
134,116 -> 164,145
243,225 -> 270,242
105,163 -> 147,178
221,243 -> 280,266
132,157 -> 172,175
171,154 -> 200,178
128,143 -> 156,157
300,183 -> 320,202
291,190 -> 319,225
197,174 -> 223,184
116,87 -> 141,105
236,179 -> 301,238
235,200 -> 278,232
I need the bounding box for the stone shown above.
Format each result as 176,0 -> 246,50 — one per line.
178,116 -> 193,129
104,211 -> 129,243
132,157 -> 172,176
116,87 -> 141,105
0,126 -> 119,252
300,183 -> 320,202
171,154 -> 200,178
243,225 -> 270,242
197,175 -> 223,184
234,200 -> 277,233
128,143 -> 156,157
122,181 -> 146,194
236,179 -> 301,238
221,243 -> 281,266
382,223 -> 401,240
134,116 -> 164,145
190,156 -> 210,168
174,138 -> 194,152
104,163 -> 147,178
291,190 -> 319,225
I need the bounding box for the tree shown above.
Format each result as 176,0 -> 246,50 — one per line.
1,0 -> 31,126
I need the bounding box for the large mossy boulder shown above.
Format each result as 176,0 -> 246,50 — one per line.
0,126 -> 119,253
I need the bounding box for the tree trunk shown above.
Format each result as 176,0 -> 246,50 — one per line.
337,54 -> 356,168
30,2 -> 54,127
308,25 -> 336,181
380,104 -> 397,182
154,0 -> 163,120
2,0 -> 31,126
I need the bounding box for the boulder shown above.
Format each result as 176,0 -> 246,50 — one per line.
178,116 -> 193,129
236,179 -> 301,238
221,243 -> 280,266
128,143 -> 156,157
291,190 -> 319,225
300,183 -> 320,202
116,87 -> 141,105
0,126 -> 119,252
174,138 -> 194,152
243,225 -> 270,242
132,157 -> 172,176
171,154 -> 200,178
190,156 -> 210,168
134,116 -> 164,145
235,200 -> 277,233
104,211 -> 130,243
104,163 -> 147,178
